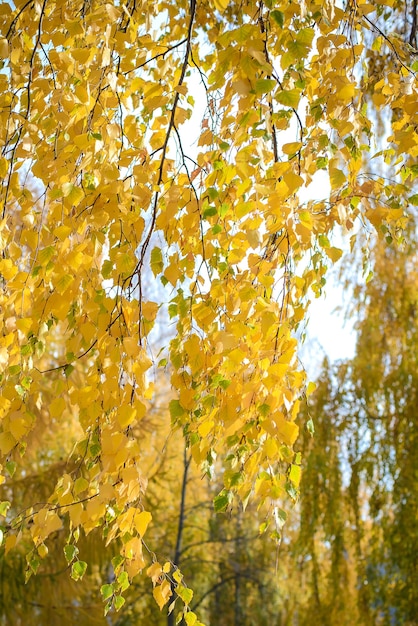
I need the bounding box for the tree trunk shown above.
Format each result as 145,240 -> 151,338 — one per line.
167,444 -> 191,626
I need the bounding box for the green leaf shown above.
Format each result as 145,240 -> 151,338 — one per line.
101,259 -> 113,278
254,78 -> 276,94
169,399 -> 185,420
259,521 -> 268,534
89,442 -> 101,457
38,246 -> 55,265
214,489 -> 231,512
176,585 -> 193,605
26,553 -> 41,575
366,270 -> 374,283
64,364 -> 74,378
276,89 -> 301,108
104,600 -> 113,616
0,501 -> 11,517
150,247 -> 164,277
203,206 -> 217,218
64,544 -> 79,564
73,476 -> 89,495
21,376 -> 31,390
117,571 -> 130,592
297,27 -> 315,46
101,583 -> 114,600
5,461 -> 16,477
258,403 -> 270,417
71,560 -> 87,581
329,166 -> 346,189
285,481 -> 298,500
270,10 -> 284,27
114,595 -> 125,611
111,555 -> 125,575
318,234 -> 330,248
275,508 -> 287,528
15,384 -> 25,397
184,612 -> 198,626
316,156 -> 328,169
168,303 -> 178,319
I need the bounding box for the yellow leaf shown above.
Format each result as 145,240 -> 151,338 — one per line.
10,414 -> 31,441
5,534 -> 17,555
325,247 -> 343,262
164,262 -> 181,286
282,142 -> 302,155
197,420 -> 214,438
298,210 -> 313,229
73,133 -> 90,149
283,171 -> 303,194
329,165 -> 346,190
147,562 -> 162,583
337,83 -> 355,101
175,85 -> 187,95
0,156 -> 8,177
70,48 -> 93,64
179,386 -> 195,410
38,543 -> 49,558
134,510 -> 152,537
153,579 -> 172,610
0,38 -> 9,59
73,477 -> 89,495
277,418 -> 299,446
49,397 -> 66,418
185,612 -> 198,626
61,183 -> 84,206
289,464 -> 301,487
213,0 -> 229,12
83,498 -> 106,533
69,503 -> 83,527
21,228 -> 38,256
55,273 -> 74,294
173,569 -> 183,584
123,336 -> 140,357
75,85 -> 89,104
31,510 -> 62,544
0,259 -> 17,280
141,301 -> 159,322
117,405 -> 137,428
306,381 -> 317,397
176,585 -> 193,605
124,538 -> 146,577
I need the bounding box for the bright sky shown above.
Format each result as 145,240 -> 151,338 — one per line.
299,271 -> 356,379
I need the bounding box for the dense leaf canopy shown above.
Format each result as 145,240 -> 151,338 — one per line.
0,0 -> 417,622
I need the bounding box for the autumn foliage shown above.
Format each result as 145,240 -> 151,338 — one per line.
0,0 -> 417,623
